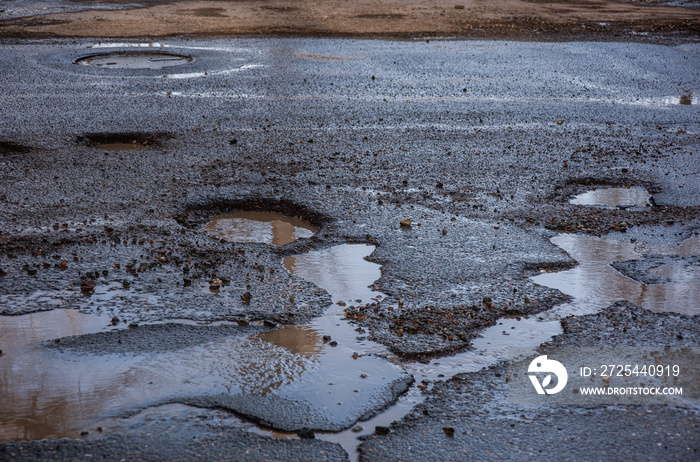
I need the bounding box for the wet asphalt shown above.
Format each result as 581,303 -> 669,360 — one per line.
1,37 -> 699,460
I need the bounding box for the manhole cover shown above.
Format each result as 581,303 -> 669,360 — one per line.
75,51 -> 194,69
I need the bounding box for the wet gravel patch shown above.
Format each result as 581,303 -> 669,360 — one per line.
611,255 -> 700,285
345,281 -> 570,360
359,302 -> 700,461
180,374 -> 414,433
0,225 -> 332,324
45,322 -> 270,355
549,301 -> 700,347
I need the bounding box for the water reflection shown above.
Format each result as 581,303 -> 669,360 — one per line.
0,310 -> 130,440
570,187 -> 651,208
0,245 -> 405,440
532,234 -> 700,317
204,211 -> 316,245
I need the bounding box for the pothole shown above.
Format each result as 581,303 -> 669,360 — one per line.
0,140 -> 30,155
532,233 -> 700,317
4,232 -> 696,458
203,211 -> 316,246
570,186 -> 651,208
75,51 -> 193,69
77,133 -> 165,151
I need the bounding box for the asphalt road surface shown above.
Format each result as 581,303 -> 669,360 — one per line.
1,31 -> 699,462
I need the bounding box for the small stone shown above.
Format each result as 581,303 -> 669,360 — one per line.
237,319 -> 249,326
442,426 -> 455,436
80,431 -> 89,436
128,323 -> 139,329
329,340 -> 338,347
298,428 -> 315,439
352,426 -> 363,433
122,280 -> 131,289
241,292 -> 252,304
80,280 -> 96,293
58,261 -> 68,269
212,278 -> 223,285
323,335 -> 332,343
183,278 -> 192,287
375,426 -> 390,435
209,284 -> 220,292
400,218 -> 412,229
263,320 -> 277,328
111,317 -> 120,326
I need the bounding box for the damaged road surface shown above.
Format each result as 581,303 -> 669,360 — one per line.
1,36 -> 699,461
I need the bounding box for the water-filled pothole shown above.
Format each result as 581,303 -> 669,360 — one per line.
570,186 -> 651,208
3,232 -> 696,457
0,140 -> 30,155
75,51 -> 193,69
77,133 -> 164,151
204,211 -> 316,246
532,233 -> 699,317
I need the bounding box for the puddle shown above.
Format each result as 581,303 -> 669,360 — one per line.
570,186 -> 651,208
532,233 -> 700,317
75,51 -> 193,69
0,310 -> 126,440
77,133 -> 163,150
203,211 -> 316,246
96,142 -> 148,151
2,235 -> 696,457
0,246 -> 404,444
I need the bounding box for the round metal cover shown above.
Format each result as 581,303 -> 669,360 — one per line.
75,51 -> 194,69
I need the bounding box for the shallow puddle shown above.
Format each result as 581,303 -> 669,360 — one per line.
532,233 -> 699,317
0,310 -> 124,440
96,142 -> 148,151
75,51 -> 193,69
2,233 -> 697,458
570,186 -> 651,208
204,211 -> 316,245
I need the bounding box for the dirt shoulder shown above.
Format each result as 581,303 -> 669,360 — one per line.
1,0 -> 699,40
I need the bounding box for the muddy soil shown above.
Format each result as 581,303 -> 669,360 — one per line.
0,0 -> 699,40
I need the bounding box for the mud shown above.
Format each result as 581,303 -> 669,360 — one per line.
0,0 -> 699,41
